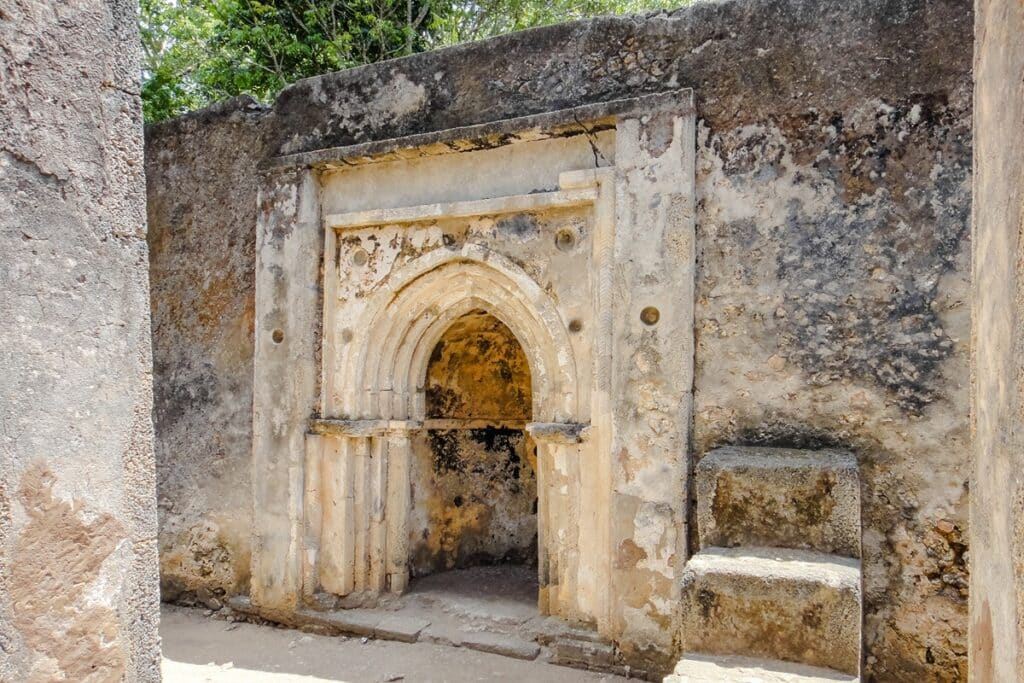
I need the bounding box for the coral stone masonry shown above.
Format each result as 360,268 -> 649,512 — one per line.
142,0 -> 980,679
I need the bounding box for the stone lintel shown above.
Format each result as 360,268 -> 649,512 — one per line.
526,422 -> 592,444
422,418 -> 528,430
269,88 -> 695,170
309,418 -> 422,437
324,186 -> 598,231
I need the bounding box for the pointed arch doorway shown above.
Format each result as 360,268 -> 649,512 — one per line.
411,309 -> 538,577
307,234 -> 600,625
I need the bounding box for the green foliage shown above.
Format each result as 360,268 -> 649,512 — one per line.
200,0 -> 436,102
433,0 -> 675,45
140,0 -> 215,121
141,0 -> 682,123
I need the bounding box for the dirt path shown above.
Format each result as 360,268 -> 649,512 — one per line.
160,604 -> 631,683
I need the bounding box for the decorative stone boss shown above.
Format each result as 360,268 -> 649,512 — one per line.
250,88 -> 697,654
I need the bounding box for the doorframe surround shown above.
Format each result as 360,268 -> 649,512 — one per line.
251,88 -> 697,654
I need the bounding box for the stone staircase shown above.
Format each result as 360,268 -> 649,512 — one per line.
669,446 -> 862,682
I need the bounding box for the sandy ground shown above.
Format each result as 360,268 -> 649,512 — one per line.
160,604 -> 630,683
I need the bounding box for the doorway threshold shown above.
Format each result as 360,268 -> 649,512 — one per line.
228,566 -> 649,679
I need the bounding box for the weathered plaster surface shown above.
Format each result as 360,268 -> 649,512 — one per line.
692,95 -> 972,679
145,0 -> 974,678
146,97 -> 269,605
0,0 -> 160,679
970,0 -> 1024,677
696,447 -> 861,558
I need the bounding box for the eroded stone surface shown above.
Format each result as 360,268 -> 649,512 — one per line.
680,548 -> 862,675
460,631 -> 541,660
1,0 -> 159,679
409,311 -> 538,574
146,97 -> 268,606
696,447 -> 860,557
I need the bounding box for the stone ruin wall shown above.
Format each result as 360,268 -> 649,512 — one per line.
145,0 -> 974,679
146,99 -> 267,605
1,0 -> 160,680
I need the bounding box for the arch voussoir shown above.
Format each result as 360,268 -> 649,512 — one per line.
339,247 -> 578,423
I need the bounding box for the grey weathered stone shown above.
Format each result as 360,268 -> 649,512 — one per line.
300,608 -> 382,637
374,615 -> 431,643
679,547 -> 861,675
550,638 -> 618,669
0,0 -> 160,680
532,616 -> 605,646
696,447 -> 860,557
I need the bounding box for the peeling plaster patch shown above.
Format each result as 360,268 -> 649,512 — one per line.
633,502 -> 673,575
11,463 -> 127,682
370,72 -> 428,121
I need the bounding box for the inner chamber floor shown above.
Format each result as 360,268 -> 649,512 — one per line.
404,565 -> 540,628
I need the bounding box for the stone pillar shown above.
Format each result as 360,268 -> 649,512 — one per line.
528,422 -> 592,622
385,427 -> 413,594
251,166 -> 322,617
307,419 -> 415,600
608,95 -> 697,665
971,0 -> 1024,678
0,0 -> 159,680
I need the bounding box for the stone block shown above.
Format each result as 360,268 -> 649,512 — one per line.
665,653 -> 858,683
531,616 -> 603,646
459,631 -> 541,660
680,547 -> 861,675
696,447 -> 860,557
374,615 -> 430,643
549,638 -> 617,669
300,608 -> 381,637
226,595 -> 254,614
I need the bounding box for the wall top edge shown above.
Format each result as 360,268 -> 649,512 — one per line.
267,88 -> 695,171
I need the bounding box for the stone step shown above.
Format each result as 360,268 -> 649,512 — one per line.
696,446 -> 860,557
548,637 -> 617,670
459,630 -> 541,660
298,608 -> 431,642
679,547 -> 861,676
665,653 -> 858,683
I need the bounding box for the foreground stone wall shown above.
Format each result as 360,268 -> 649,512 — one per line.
146,0 -> 973,678
0,0 -> 160,680
970,0 -> 1024,677
145,97 -> 267,605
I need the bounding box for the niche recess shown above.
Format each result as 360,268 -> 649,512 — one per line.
409,309 -> 538,576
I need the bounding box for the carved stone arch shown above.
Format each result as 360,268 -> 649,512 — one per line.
340,244 -> 580,423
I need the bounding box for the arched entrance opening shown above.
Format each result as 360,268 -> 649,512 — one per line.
307,249 -> 592,617
407,309 -> 540,600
